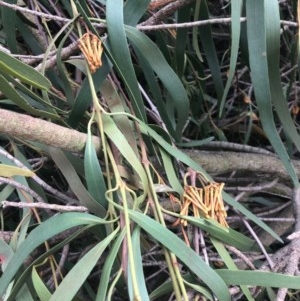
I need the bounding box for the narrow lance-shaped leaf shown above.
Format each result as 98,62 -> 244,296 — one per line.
0,75 -> 58,119
216,270 -> 300,289
219,0 -> 242,116
0,213 -> 105,297
124,0 -> 150,26
106,0 -> 147,122
126,26 -> 189,140
49,228 -> 119,301
0,50 -> 51,90
246,0 -> 299,186
265,0 -> 300,158
0,164 -> 34,178
129,210 -> 231,301
84,117 -> 108,209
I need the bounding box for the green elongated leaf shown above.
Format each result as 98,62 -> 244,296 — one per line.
175,4 -> 191,77
101,79 -> 139,156
216,270 -> 300,289
0,213 -> 104,297
159,147 -> 183,194
198,0 -> 224,104
56,25 -> 75,106
96,229 -> 126,301
186,217 -> 257,251
150,274 -> 204,299
129,211 -> 231,301
48,147 -> 106,217
6,227 -> 90,301
126,26 -> 189,140
0,148 -> 33,250
182,279 -> 213,300
0,164 -> 34,177
0,240 -> 14,271
128,227 -> 149,301
102,114 -> 148,201
219,0 -> 242,116
266,287 -> 277,300
14,284 -> 35,301
1,0 -> 17,53
32,266 -> 52,301
191,1 -> 204,67
0,75 -> 58,119
124,0 -> 150,26
132,48 -> 176,138
49,227 -> 118,301
211,238 -> 254,301
135,119 -> 283,242
246,0 -> 299,187
84,117 -> 107,209
12,78 -> 61,114
16,16 -> 43,55
0,51 -> 51,90
106,0 -> 147,122
265,1 -> 300,156
67,55 -> 111,127
176,136 -> 215,148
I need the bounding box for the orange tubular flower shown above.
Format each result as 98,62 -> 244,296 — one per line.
78,32 -> 103,73
178,169 -> 228,228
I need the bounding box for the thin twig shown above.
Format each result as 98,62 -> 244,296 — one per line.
0,177 -> 45,203
35,41 -> 79,71
226,245 -> 256,270
242,217 -> 275,270
2,200 -> 88,212
0,1 -> 70,23
0,1 -> 296,32
225,178 -> 278,193
0,148 -> 79,204
138,17 -> 246,30
140,0 -> 196,26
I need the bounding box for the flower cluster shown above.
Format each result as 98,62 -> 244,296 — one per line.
174,169 -> 228,228
78,33 -> 103,73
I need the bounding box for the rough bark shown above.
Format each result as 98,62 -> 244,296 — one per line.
1,108 -> 299,183
0,109 -> 101,153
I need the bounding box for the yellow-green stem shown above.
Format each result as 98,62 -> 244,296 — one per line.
85,67 -> 116,219
107,268 -> 123,300
120,182 -> 141,300
144,164 -> 188,301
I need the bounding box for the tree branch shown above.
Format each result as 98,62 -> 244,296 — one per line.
0,109 -> 101,153
1,109 -> 300,185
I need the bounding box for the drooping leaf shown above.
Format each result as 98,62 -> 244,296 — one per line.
48,147 -> 106,217
0,213 -> 105,297
246,0 -> 299,187
129,210 -> 231,301
126,26 -> 189,140
106,0 -> 147,122
216,270 -> 300,289
32,266 -> 52,301
124,0 -> 150,26
84,117 -> 107,209
0,51 -> 51,90
0,164 -> 34,178
49,228 -> 118,301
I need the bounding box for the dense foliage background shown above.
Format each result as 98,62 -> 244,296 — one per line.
0,0 -> 300,300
